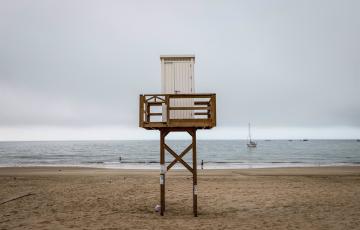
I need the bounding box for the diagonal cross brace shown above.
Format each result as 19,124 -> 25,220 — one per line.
167,143 -> 193,171
164,144 -> 193,173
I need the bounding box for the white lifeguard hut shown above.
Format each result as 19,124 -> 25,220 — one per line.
161,55 -> 195,120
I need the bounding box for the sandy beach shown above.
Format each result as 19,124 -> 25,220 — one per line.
1,166 -> 360,229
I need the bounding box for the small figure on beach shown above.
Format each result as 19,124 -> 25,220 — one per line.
119,156 -> 122,162
201,160 -> 204,170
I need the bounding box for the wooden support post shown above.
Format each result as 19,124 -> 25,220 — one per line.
191,129 -> 198,217
160,130 -> 166,216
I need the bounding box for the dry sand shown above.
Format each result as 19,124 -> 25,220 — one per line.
1,166 -> 360,229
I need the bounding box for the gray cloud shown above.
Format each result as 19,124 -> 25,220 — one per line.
0,0 -> 359,139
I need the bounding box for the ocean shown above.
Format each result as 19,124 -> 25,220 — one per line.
0,140 -> 359,169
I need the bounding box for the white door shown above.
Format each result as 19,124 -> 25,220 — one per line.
174,62 -> 193,93
162,61 -> 194,120
173,62 -> 193,119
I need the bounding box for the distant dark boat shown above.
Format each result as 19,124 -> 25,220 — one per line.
247,141 -> 257,148
303,139 -> 309,142
288,140 -> 293,142
247,123 -> 257,148
357,139 -> 360,142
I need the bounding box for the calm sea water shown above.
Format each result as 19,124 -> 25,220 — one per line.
0,140 -> 359,169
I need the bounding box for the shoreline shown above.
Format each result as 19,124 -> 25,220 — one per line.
1,165 -> 360,175
0,162 -> 359,170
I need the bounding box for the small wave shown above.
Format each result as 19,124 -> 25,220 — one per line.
208,162 -> 246,164
115,161 -> 158,164
13,156 -> 39,159
339,161 -> 360,164
270,161 -> 304,164
83,161 -> 104,164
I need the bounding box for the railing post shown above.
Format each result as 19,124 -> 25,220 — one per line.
139,95 -> 144,127
207,96 -> 211,119
165,95 -> 170,125
211,94 -> 216,127
146,101 -> 150,122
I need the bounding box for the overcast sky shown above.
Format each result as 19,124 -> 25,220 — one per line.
0,0 -> 359,140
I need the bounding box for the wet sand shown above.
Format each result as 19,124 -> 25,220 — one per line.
1,166 -> 360,229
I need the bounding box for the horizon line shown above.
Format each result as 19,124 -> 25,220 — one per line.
1,138 -> 359,142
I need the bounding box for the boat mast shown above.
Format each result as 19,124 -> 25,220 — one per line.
248,122 -> 252,142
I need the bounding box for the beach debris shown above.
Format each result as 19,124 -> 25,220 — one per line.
0,193 -> 35,206
154,204 -> 161,212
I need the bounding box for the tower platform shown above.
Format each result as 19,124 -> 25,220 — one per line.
139,93 -> 216,130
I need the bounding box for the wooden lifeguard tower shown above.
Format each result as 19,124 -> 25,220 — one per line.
139,55 -> 216,217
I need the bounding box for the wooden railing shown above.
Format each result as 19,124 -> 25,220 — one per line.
139,94 -> 216,129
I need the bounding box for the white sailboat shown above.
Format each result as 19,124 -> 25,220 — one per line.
247,123 -> 257,148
